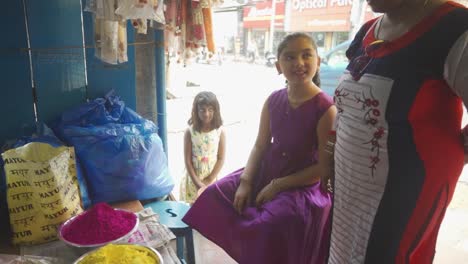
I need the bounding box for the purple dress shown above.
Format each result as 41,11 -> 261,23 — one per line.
182,88 -> 333,264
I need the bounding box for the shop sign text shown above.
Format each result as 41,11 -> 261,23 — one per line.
293,0 -> 352,12
247,7 -> 273,17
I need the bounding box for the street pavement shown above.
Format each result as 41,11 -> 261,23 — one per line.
165,58 -> 468,263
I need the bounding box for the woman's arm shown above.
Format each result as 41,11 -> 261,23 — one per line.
234,98 -> 272,214
255,106 -> 337,206
184,128 -> 205,189
444,31 -> 468,162
203,128 -> 226,184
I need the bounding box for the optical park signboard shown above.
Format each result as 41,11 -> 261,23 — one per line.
288,0 -> 353,32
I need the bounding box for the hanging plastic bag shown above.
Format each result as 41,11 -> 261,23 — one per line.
153,0 -> 165,25
51,92 -> 174,204
85,0 -> 121,21
94,18 -> 128,65
117,20 -> 128,63
2,142 -> 83,245
115,0 -> 160,21
132,19 -> 148,34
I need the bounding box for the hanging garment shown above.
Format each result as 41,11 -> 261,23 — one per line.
202,7 -> 215,54
191,1 -> 206,48
94,18 -> 128,64
115,0 -> 160,21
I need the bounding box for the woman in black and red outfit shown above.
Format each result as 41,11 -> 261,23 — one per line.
328,1 -> 468,263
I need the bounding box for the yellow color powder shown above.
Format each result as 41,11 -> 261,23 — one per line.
78,244 -> 160,264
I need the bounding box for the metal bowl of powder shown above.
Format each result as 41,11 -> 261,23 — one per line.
73,243 -> 163,264
58,204 -> 139,255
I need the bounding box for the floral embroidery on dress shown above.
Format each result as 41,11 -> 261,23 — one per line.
364,126 -> 385,177
353,90 -> 384,178
334,85 -> 385,179
334,88 -> 350,114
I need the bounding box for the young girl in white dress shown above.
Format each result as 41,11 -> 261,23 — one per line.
180,91 -> 226,203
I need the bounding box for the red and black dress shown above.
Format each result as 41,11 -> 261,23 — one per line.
329,2 -> 468,263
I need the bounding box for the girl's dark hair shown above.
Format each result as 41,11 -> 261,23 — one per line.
276,32 -> 321,87
188,91 -> 223,132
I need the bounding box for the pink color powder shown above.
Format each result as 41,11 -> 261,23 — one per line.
61,203 -> 137,245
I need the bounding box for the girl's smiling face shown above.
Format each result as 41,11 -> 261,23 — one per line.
197,104 -> 215,127
276,37 -> 320,86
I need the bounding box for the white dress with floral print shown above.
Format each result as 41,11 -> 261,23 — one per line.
180,126 -> 222,203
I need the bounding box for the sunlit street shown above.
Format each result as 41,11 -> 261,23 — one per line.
166,57 -> 284,184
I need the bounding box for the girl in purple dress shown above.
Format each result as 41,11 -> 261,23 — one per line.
183,33 -> 337,264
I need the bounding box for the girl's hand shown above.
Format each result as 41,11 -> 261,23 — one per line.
321,170 -> 334,193
197,185 -> 208,197
233,179 -> 253,215
255,179 -> 280,207
202,177 -> 214,186
322,131 -> 336,193
194,181 -> 206,190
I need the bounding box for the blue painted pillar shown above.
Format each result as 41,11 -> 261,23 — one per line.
26,0 -> 87,124
155,29 -> 167,154
0,1 -> 36,146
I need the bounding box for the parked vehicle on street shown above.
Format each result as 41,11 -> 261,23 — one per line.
265,51 -> 276,67
319,40 -> 351,96
195,47 -> 224,65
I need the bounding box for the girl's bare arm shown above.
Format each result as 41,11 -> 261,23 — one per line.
184,129 -> 205,188
234,98 -> 272,214
204,128 -> 226,183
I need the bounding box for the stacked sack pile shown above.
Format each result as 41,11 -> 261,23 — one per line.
0,91 -> 173,247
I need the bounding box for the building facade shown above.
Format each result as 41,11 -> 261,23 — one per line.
239,0 -> 377,56
218,0 -> 467,57
243,0 -> 286,56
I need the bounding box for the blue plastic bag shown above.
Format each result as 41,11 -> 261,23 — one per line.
51,92 -> 174,204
